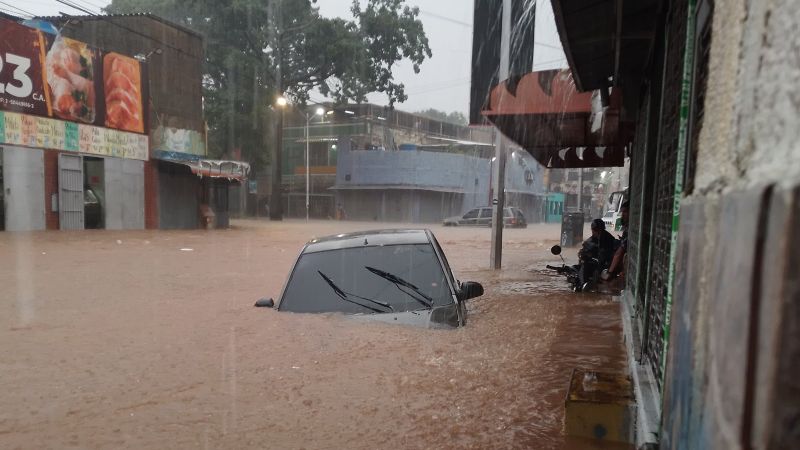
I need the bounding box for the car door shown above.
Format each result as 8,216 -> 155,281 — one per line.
478,207 -> 493,226
460,208 -> 479,225
428,232 -> 466,326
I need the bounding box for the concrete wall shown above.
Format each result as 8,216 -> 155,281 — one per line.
338,189 -> 464,223
335,138 -> 544,222
337,147 -> 490,194
661,1 -> 800,448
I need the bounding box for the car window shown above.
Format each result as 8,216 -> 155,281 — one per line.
280,243 -> 453,314
479,208 -> 492,218
515,209 -> 525,219
462,209 -> 479,219
503,208 -> 513,218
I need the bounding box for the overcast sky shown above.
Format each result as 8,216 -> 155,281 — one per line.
16,0 -> 565,115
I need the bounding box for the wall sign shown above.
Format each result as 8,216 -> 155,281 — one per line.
0,110 -> 147,160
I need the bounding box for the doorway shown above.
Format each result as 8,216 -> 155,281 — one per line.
3,146 -> 46,231
83,156 -> 105,229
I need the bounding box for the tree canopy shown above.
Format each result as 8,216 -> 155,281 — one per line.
414,108 -> 468,126
105,0 -> 431,171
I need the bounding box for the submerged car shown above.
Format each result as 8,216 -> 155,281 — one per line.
262,229 -> 484,328
443,206 -> 527,228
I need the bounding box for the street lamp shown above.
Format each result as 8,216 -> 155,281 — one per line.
305,107 -> 325,221
271,95 -> 289,221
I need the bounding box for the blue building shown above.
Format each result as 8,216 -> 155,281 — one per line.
281,104 -> 546,223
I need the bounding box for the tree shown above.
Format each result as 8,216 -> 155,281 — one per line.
104,0 -> 431,175
415,108 -> 468,126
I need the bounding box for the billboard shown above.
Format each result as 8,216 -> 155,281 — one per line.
0,17 -> 146,134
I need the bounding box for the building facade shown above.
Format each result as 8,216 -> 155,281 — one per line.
0,17 -> 150,231
46,13 -> 247,230
280,104 -> 546,223
473,0 -> 800,448
0,14 -> 248,231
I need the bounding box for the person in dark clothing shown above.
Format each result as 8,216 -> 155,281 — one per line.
576,219 -> 619,290
604,200 -> 630,280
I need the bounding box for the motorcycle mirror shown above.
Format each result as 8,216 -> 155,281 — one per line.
550,245 -> 562,256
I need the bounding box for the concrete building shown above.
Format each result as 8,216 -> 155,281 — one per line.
0,14 -> 246,232
280,104 -> 546,223
40,13 -> 248,229
0,16 -> 150,231
474,0 -> 800,448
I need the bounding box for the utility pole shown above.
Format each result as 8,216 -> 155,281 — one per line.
269,0 -> 283,221
305,112 -> 310,222
490,0 -> 512,270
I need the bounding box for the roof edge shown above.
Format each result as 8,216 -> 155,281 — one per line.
36,12 -> 204,39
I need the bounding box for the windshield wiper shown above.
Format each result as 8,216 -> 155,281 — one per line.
317,271 -> 393,314
364,266 -> 433,309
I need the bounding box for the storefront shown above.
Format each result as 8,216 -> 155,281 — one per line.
0,18 -> 150,231
153,150 -> 249,229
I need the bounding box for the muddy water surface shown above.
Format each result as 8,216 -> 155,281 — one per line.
0,221 -> 626,449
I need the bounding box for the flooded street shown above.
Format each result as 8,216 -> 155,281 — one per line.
0,221 -> 626,449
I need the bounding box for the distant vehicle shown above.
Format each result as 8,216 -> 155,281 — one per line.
443,207 -> 527,228
258,229 -> 484,329
84,186 -> 102,229
602,190 -> 627,231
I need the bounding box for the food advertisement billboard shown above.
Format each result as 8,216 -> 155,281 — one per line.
0,18 -> 146,134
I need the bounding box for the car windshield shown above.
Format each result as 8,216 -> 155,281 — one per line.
280,243 -> 452,314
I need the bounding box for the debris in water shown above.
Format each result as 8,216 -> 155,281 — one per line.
116,240 -> 122,245
180,248 -> 194,252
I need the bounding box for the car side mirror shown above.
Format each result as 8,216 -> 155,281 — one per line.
458,281 -> 484,301
254,297 -> 274,308
551,245 -> 562,255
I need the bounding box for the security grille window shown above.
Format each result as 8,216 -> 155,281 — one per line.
685,0 -> 714,194
643,0 -> 689,387
626,95 -> 651,303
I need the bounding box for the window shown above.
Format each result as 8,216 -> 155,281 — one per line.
479,208 -> 493,218
463,209 -> 479,219
280,244 -> 452,313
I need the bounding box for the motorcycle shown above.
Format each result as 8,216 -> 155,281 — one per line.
546,244 -> 604,292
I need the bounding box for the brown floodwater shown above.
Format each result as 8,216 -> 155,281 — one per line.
0,220 -> 627,449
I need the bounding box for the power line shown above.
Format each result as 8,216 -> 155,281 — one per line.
0,1 -> 36,17
69,0 -> 104,15
418,9 -> 471,28
0,7 -> 29,18
74,0 -> 108,11
406,80 -> 471,96
55,0 -> 203,60
535,41 -> 563,51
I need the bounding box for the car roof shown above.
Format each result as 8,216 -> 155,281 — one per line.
303,229 -> 431,253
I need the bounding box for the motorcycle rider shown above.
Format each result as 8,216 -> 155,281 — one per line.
576,219 -> 619,291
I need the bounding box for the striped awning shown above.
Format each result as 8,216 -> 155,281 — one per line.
154,150 -> 250,181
